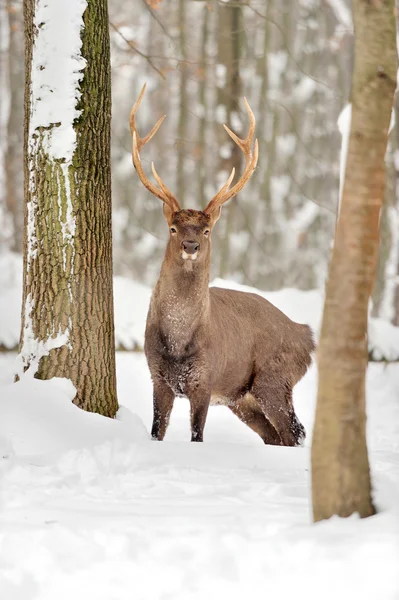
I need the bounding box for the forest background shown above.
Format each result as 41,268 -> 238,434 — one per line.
2,0 -> 398,324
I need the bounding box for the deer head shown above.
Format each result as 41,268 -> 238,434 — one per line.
129,83 -> 258,268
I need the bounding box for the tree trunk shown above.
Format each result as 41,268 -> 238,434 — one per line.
197,4 -> 209,208
19,0 -> 118,417
216,0 -> 242,278
311,0 -> 396,522
176,0 -> 187,204
371,141 -> 394,318
392,92 -> 399,326
5,0 -> 24,253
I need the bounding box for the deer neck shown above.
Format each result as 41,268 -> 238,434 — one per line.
158,252 -> 210,312
152,253 -> 210,353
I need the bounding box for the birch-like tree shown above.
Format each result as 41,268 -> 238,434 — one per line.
311,0 -> 397,521
19,0 -> 118,416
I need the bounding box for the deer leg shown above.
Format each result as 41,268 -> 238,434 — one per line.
151,382 -> 175,441
251,378 -> 305,447
189,393 -> 210,442
229,394 -> 282,445
283,387 -> 306,445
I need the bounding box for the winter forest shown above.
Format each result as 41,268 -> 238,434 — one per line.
0,0 -> 398,597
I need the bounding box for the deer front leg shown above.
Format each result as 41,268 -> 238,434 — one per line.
189,392 -> 210,442
151,381 -> 175,441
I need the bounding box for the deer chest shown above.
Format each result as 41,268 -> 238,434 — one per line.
147,338 -> 207,397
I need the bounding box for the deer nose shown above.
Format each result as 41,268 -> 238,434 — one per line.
182,240 -> 200,254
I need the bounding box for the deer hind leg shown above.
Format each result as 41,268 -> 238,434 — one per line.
151,381 -> 175,440
229,393 -> 282,445
251,376 -> 306,447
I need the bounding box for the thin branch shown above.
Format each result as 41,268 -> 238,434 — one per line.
287,166 -> 337,214
213,0 -> 344,99
140,0 -> 177,50
109,21 -> 166,80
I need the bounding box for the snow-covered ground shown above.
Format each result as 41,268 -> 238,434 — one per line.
0,350 -> 398,599
1,250 -> 399,597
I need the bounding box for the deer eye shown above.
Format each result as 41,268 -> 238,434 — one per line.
203,229 -> 210,237
170,227 -> 177,234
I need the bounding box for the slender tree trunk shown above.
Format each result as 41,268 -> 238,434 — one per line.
176,0 -> 187,204
311,0 -> 396,521
4,0 -> 24,252
19,0 -> 118,417
197,5 -> 209,208
216,0 -> 242,278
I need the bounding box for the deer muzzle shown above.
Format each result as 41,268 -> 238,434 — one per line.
182,240 -> 199,260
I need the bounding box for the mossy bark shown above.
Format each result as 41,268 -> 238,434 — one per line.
20,0 -> 118,417
311,0 -> 396,522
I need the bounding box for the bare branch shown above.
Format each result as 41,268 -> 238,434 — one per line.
109,21 -> 166,80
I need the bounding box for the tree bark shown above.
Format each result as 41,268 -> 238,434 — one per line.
371,141 -> 394,319
311,0 -> 396,522
392,92 -> 399,326
20,0 -> 118,417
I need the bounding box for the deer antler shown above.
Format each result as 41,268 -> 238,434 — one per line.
130,83 -> 181,213
204,98 -> 258,215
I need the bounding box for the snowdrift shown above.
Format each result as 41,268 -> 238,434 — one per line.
0,353 -> 398,599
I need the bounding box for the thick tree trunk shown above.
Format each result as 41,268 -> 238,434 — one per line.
311,0 -> 396,521
392,93 -> 399,326
19,0 -> 118,417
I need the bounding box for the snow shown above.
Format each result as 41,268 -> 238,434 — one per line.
324,0 -> 353,31
369,318 -> 399,361
270,174 -> 291,206
0,252 -> 22,349
291,202 -> 319,234
29,0 -> 87,161
0,351 -> 398,599
0,256 -> 398,598
215,63 -> 227,89
267,51 -> 288,89
113,276 -> 152,350
215,104 -> 227,124
277,133 -> 296,157
293,78 -> 317,103
22,0 -> 87,376
219,142 -> 233,160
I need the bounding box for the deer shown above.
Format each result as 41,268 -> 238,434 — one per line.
129,83 -> 315,445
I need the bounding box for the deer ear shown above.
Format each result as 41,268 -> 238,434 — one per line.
206,206 -> 222,227
163,203 -> 175,225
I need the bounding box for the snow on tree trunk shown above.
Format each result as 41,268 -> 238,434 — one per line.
19,0 -> 118,417
311,0 -> 397,521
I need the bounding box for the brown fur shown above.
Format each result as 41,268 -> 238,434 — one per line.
145,209 -> 315,444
